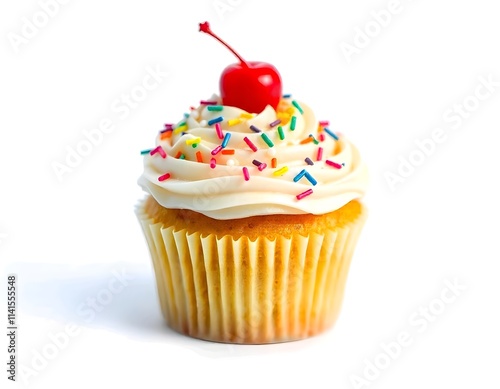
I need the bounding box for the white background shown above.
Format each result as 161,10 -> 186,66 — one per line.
1,0 -> 500,388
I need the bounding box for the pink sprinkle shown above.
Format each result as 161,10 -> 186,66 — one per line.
326,160 -> 343,169
243,137 -> 258,152
319,133 -> 326,142
164,123 -> 174,130
242,167 -> 250,181
211,145 -> 223,155
317,147 -> 324,161
258,163 -> 267,172
210,158 -> 216,169
296,189 -> 313,200
158,173 -> 171,181
150,145 -> 166,158
200,100 -> 217,105
215,123 -> 224,140
319,121 -> 329,127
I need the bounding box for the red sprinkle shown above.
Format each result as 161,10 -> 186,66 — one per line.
215,123 -> 224,140
243,137 -> 258,152
200,100 -> 217,105
210,158 -> 216,169
211,145 -> 223,155
296,189 -> 313,200
319,133 -> 326,142
158,173 -> 171,182
150,146 -> 166,159
319,121 -> 329,127
242,167 -> 250,181
326,160 -> 343,169
196,151 -> 203,163
317,147 -> 324,161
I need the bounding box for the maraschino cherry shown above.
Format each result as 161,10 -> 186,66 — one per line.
199,21 -> 282,113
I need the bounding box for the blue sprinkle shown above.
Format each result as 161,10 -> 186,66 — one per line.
324,128 -> 339,141
293,169 -> 307,183
208,116 -> 224,126
221,132 -> 231,148
304,171 -> 318,186
283,94 -> 292,99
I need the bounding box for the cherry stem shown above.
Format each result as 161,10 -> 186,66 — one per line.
199,22 -> 249,67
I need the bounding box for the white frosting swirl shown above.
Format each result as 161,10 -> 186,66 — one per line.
138,96 -> 368,220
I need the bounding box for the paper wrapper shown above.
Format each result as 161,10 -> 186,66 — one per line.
136,200 -> 367,344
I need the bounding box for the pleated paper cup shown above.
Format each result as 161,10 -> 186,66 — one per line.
136,197 -> 367,344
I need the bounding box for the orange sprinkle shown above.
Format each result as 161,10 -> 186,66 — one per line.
221,149 -> 235,155
271,158 -> 277,168
196,151 -> 203,163
160,131 -> 172,140
175,151 -> 183,159
317,124 -> 324,133
300,137 -> 314,145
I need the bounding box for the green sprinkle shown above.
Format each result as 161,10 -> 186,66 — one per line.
179,154 -> 185,160
207,105 -> 223,111
309,134 -> 319,145
292,100 -> 304,114
140,149 -> 152,155
261,133 -> 274,148
290,116 -> 297,131
192,143 -> 198,148
277,126 -> 285,140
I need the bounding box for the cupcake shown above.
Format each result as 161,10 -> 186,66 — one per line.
136,22 -> 368,344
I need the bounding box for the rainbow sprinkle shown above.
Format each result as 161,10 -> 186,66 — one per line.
196,151 -> 203,163
283,93 -> 292,98
277,126 -> 285,140
317,147 -> 324,161
140,149 -> 152,155
228,118 -> 241,126
258,163 -> 267,172
324,128 -> 339,140
250,125 -> 261,133
179,154 -> 185,160
243,137 -> 258,152
242,167 -> 250,181
150,146 -> 166,158
305,157 -> 314,166
222,133 -> 231,148
200,100 -> 217,105
273,166 -> 289,176
261,133 -> 274,148
319,121 -> 329,126
296,189 -> 313,200
186,137 -> 201,146
158,173 -> 171,182
300,137 -> 314,145
215,123 -> 224,140
160,131 -> 172,140
240,112 -> 254,119
292,100 -> 304,114
293,169 -> 306,182
290,116 -> 297,131
319,133 -> 326,142
210,158 -> 216,169
221,149 -> 235,155
270,119 -> 281,127
174,123 -> 187,134
211,145 -> 223,155
207,105 -> 223,111
326,160 -> 343,169
304,172 -> 317,186
271,158 -> 277,168
164,123 -> 174,130
208,117 -> 223,126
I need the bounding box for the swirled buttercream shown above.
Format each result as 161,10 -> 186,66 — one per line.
138,95 -> 368,220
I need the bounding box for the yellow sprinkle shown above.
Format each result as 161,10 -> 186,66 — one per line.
174,125 -> 187,134
239,113 -> 254,119
228,118 -> 242,126
185,137 -> 201,145
273,166 -> 289,176
286,107 -> 295,115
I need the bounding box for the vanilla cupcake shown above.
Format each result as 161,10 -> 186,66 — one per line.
135,21 -> 368,343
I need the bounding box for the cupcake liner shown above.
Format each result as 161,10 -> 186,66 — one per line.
136,201 -> 366,344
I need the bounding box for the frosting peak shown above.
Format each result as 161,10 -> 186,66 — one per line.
138,95 -> 368,220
